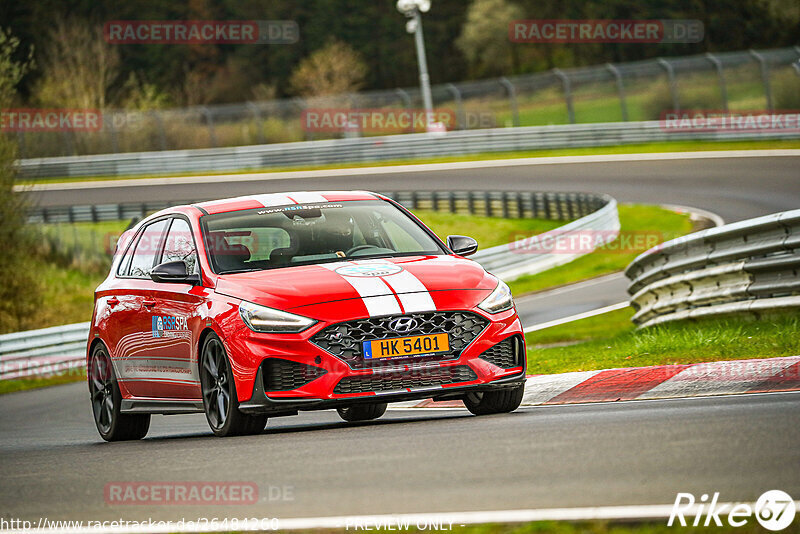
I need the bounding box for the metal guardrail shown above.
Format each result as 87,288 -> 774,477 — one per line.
0,322 -> 89,380
17,118 -> 800,180
625,209 -> 800,328
10,190 -> 619,380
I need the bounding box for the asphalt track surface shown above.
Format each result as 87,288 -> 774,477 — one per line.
3,153 -> 799,523
1,383 -> 799,522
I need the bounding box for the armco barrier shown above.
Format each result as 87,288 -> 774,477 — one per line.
0,322 -> 90,380
17,118 -> 800,180
9,190 -> 619,379
625,209 -> 800,328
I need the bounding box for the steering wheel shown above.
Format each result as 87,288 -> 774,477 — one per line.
346,244 -> 378,256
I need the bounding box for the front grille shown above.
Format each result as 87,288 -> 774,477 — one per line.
333,365 -> 478,395
478,337 -> 521,369
311,311 -> 489,368
261,358 -> 327,392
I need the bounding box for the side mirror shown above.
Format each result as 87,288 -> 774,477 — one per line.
446,235 -> 478,257
150,260 -> 201,285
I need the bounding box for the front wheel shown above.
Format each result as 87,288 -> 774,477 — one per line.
463,384 -> 525,415
89,344 -> 150,441
200,334 -> 267,437
337,402 -> 387,422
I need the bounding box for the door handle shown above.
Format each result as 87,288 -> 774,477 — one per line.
107,297 -> 120,307
143,300 -> 157,308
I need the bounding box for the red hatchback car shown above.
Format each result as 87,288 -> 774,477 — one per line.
87,191 -> 526,440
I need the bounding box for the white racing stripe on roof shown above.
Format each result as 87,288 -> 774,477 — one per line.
249,193 -> 295,207
288,191 -> 329,203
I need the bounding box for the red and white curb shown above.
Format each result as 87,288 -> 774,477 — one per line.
399,355 -> 800,409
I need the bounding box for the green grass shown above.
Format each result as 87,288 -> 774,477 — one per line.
507,204 -> 694,296
0,371 -> 86,395
414,210 -> 563,249
526,309 -> 800,375
18,139 -> 800,185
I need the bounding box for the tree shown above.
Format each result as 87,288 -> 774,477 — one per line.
289,40 -> 367,99
0,28 -> 42,333
456,0 -> 524,77
33,18 -> 119,109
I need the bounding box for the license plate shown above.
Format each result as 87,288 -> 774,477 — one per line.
363,333 -> 450,360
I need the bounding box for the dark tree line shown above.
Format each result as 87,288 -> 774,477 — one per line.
1,0 -> 797,106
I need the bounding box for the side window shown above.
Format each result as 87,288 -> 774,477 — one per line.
126,219 -> 169,279
161,218 -> 199,274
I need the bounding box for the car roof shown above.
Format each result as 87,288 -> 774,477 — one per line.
192,191 -> 382,215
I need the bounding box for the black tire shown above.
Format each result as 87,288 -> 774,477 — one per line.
88,344 -> 150,441
463,384 -> 525,415
337,402 -> 388,422
200,334 -> 267,437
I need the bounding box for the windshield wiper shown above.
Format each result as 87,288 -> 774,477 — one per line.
219,268 -> 262,274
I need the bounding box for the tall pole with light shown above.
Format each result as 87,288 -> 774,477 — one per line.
397,0 -> 435,129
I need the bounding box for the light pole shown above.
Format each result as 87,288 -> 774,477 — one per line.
397,0 -> 435,129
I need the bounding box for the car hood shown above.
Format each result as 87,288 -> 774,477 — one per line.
214,255 -> 497,313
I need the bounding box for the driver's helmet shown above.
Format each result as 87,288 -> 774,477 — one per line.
322,211 -> 355,253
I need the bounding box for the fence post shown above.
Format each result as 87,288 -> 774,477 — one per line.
704,53 -> 729,112
444,83 -> 465,130
150,111 -> 168,151
605,63 -> 628,122
200,106 -> 218,147
246,102 -> 264,144
657,58 -> 680,113
749,50 -> 773,112
498,77 -> 520,127
552,69 -> 575,124
106,111 -> 119,153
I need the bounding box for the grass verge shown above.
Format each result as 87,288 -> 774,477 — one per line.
19,139 -> 800,186
526,309 -> 800,375
0,371 -> 86,395
507,204 -> 694,296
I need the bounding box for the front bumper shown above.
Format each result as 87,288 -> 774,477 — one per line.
226,307 -> 526,415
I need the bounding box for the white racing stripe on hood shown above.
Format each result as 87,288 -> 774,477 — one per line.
381,270 -> 436,313
320,262 -> 402,316
320,260 -> 436,316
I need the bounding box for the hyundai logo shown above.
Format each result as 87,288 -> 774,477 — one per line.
388,317 -> 419,334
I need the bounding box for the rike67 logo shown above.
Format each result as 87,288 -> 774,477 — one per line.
669,490 -> 796,531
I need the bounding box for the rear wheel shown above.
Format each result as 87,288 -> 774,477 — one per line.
464,384 -> 525,415
89,344 -> 150,441
337,402 -> 387,422
200,334 -> 267,437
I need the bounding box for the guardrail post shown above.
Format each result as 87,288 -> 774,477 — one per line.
246,102 -> 264,144
552,69 -> 575,124
704,53 -> 729,112
749,49 -> 774,112
200,106 -> 218,147
605,63 -> 629,121
657,58 -> 680,113
444,83 -> 465,130
498,77 -> 520,127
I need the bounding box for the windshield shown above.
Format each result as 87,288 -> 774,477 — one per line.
202,199 -> 444,274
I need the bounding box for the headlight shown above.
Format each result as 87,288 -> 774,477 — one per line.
478,280 -> 514,314
239,301 -> 317,333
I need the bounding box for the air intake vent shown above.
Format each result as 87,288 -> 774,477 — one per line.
262,358 -> 327,392
333,365 -> 477,395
